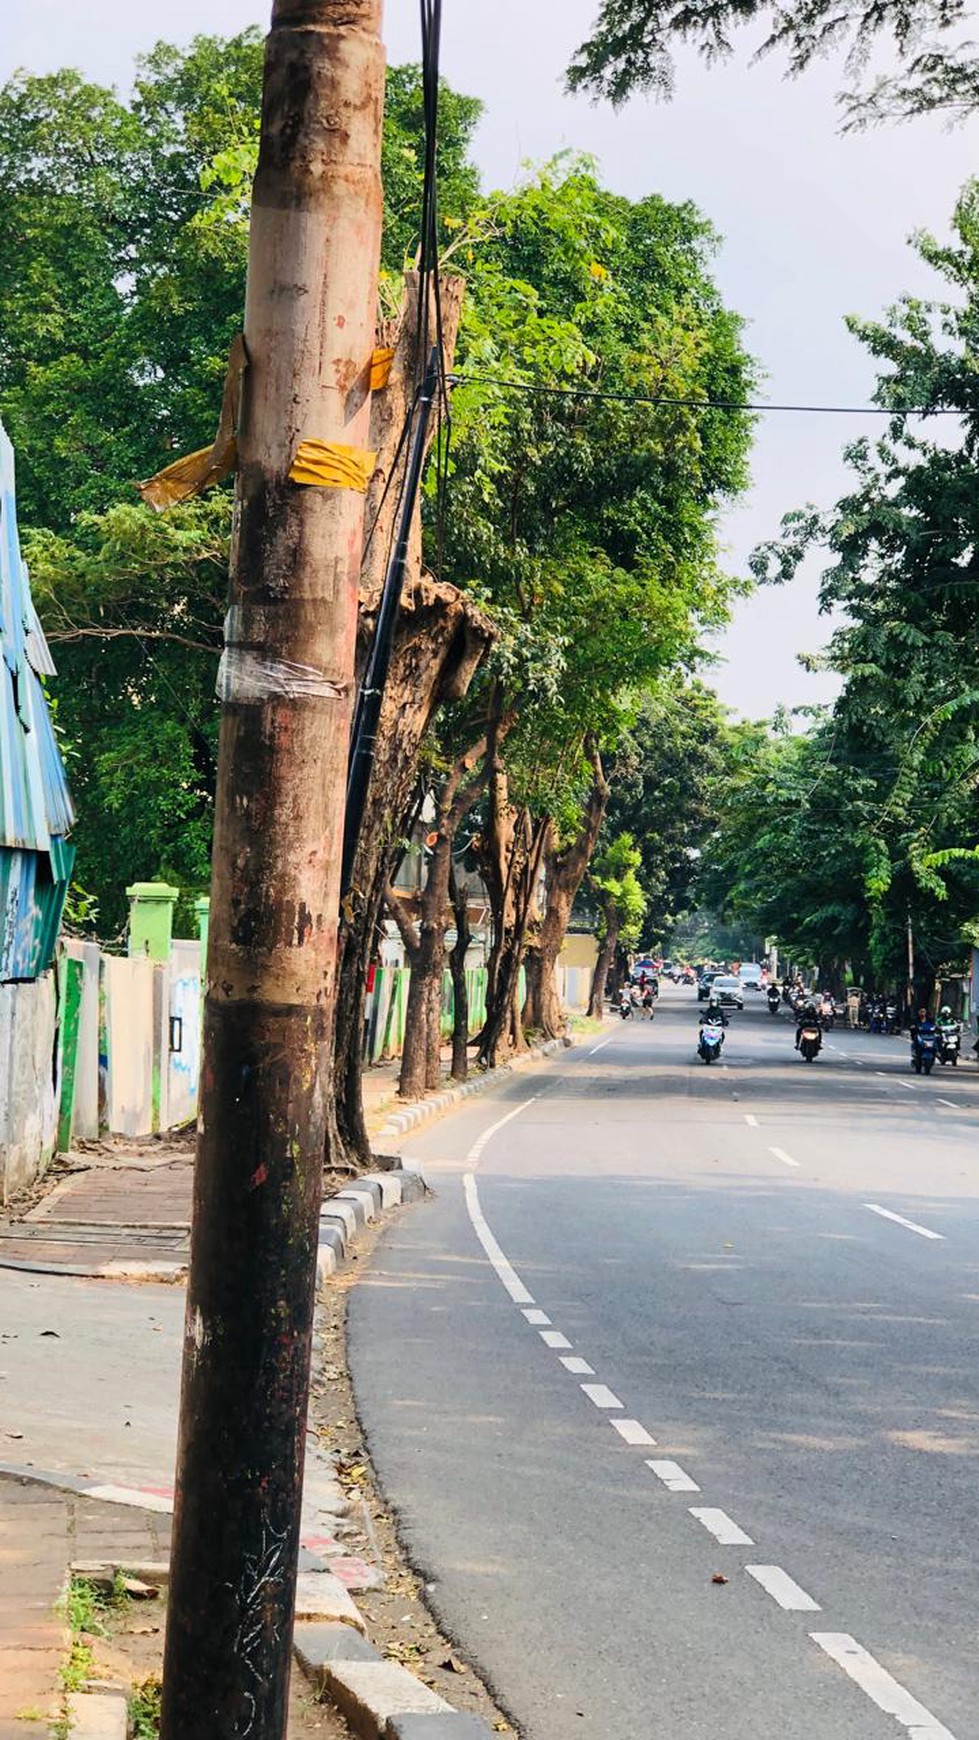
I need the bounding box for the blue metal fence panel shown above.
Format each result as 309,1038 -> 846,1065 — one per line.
0,417 -> 76,980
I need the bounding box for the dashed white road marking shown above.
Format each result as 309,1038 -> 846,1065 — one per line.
588,1036 -> 614,1056
580,1383 -> 623,1410
690,1507 -> 753,1546
540,1329 -> 572,1350
463,1173 -> 535,1305
769,1146 -> 800,1168
810,1634 -> 957,1738
610,1418 -> 656,1446
746,1565 -> 821,1612
896,1079 -> 918,1091
466,1093 -> 540,1166
744,1114 -> 759,1127
647,1459 -> 700,1493
523,1308 -> 550,1326
560,1355 -> 595,1376
938,1098 -> 957,1109
865,1203 -> 944,1241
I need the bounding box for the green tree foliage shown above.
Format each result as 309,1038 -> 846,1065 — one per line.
0,46 -> 487,927
568,0 -> 979,127
443,156 -> 754,824
590,831 -> 647,946
601,682 -> 734,945
708,181 -> 979,987
23,498 -> 229,932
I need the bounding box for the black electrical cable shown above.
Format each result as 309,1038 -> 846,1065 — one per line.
447,369 -> 967,418
341,0 -> 447,899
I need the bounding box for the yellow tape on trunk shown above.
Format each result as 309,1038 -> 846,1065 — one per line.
289,440 -> 376,492
370,346 -> 395,391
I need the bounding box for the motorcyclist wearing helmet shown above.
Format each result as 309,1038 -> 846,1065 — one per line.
794,996 -> 819,1050
699,991 -> 728,1029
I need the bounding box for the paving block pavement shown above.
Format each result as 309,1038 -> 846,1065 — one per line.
0,1476 -> 168,1740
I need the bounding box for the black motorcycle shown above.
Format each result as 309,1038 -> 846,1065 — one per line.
767,987 -> 781,1015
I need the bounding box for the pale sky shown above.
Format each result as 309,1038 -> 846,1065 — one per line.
5,0 -> 978,718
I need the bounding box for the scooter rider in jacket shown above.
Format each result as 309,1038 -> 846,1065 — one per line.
795,998 -> 819,1049
700,992 -> 728,1029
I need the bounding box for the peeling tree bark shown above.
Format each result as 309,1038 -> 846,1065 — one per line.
324,272 -> 495,1169
161,6 -> 384,1736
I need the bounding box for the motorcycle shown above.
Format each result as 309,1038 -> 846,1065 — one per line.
819,1000 -> 835,1032
767,988 -> 781,1015
911,1029 -> 938,1075
885,1000 -> 899,1036
798,1024 -> 822,1062
938,1024 -> 961,1067
619,994 -> 633,1020
698,1019 -> 725,1065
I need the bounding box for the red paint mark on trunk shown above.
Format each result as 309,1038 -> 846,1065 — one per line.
250,1162 -> 269,1190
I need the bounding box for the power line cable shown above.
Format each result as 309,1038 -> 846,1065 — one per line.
447,370 -> 968,418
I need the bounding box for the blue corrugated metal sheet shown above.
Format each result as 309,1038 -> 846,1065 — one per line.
0,418 -> 75,981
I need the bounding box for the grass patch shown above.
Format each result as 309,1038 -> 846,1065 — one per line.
59,1636 -> 95,1694
129,1677 -> 162,1740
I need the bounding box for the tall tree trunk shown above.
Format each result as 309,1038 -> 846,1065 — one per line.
324,270 -> 495,1169
522,744 -> 610,1039
587,905 -> 619,1017
384,885 -> 428,1102
478,801 -> 548,1070
448,860 -> 471,1081
386,739 -> 490,1101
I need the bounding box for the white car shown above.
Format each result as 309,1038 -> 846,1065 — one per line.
711,975 -> 744,1010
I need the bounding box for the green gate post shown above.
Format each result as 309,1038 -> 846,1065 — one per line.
194,895 -> 210,972
127,881 -> 179,961
57,955 -> 84,1153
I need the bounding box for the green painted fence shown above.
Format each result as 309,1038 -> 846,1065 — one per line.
366,965 -> 505,1063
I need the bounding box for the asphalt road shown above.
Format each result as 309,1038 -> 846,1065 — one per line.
348,986 -> 979,1740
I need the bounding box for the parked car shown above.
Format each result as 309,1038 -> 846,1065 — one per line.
697,970 -> 718,1002
711,975 -> 744,1010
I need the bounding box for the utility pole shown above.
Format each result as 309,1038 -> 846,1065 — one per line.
907,909 -> 916,1016
160,5 -> 385,1738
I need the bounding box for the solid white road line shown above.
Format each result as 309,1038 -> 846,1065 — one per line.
746,1565 -> 821,1612
560,1355 -> 595,1376
744,1114 -> 759,1127
466,1093 -> 540,1166
580,1383 -> 623,1410
463,1173 -> 535,1305
769,1146 -> 800,1168
523,1308 -> 550,1325
647,1459 -> 700,1493
864,1202 -> 944,1241
810,1634 -> 957,1739
690,1507 -> 753,1545
540,1329 -> 572,1350
610,1419 -> 656,1446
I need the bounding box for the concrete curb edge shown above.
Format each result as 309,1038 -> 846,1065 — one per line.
373,1033 -> 574,1146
